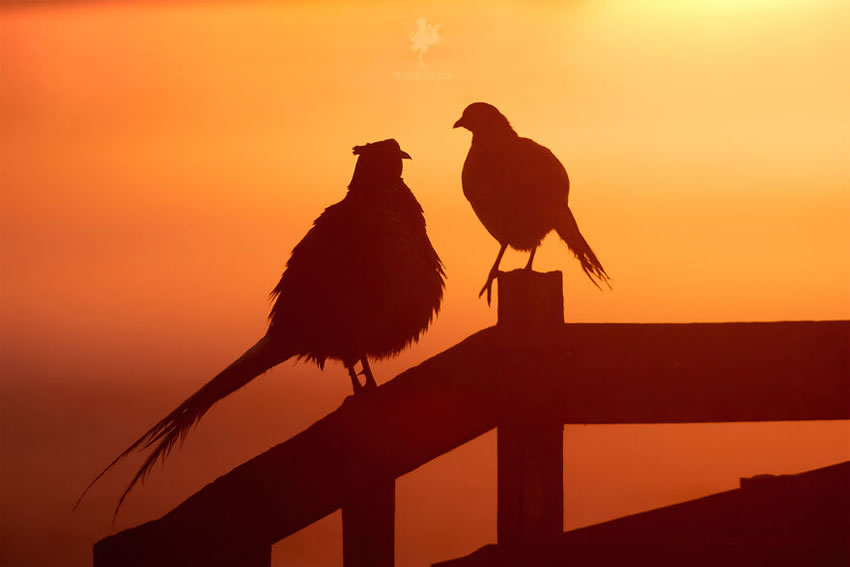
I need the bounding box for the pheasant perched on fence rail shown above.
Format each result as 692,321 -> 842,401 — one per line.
77,138 -> 445,515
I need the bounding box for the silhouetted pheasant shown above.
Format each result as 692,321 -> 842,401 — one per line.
79,139 -> 445,514
453,102 -> 609,303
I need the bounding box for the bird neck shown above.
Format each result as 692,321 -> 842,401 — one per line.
471,127 -> 518,147
348,160 -> 403,189
348,174 -> 404,193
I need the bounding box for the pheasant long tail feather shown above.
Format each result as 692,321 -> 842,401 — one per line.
75,335 -> 292,518
555,207 -> 611,288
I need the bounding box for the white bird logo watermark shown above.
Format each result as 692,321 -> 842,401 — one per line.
409,17 -> 443,68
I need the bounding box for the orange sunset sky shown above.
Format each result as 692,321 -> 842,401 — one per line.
1,1 -> 848,566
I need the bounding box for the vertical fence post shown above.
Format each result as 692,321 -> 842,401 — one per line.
225,546 -> 271,567
496,269 -> 565,561
342,480 -> 395,567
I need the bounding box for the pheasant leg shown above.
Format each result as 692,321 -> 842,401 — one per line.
346,364 -> 363,395
479,243 -> 508,305
359,357 -> 377,389
524,247 -> 537,271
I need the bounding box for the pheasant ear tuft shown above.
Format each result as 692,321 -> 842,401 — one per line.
352,144 -> 368,155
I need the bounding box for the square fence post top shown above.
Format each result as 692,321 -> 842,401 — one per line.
497,270 -> 564,330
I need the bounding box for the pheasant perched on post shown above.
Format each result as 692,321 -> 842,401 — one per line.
453,102 -> 609,303
79,139 -> 445,514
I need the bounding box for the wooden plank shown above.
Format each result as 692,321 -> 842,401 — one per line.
342,481 -> 395,567
497,270 -> 564,329
496,270 -> 564,554
94,319 -> 849,565
225,547 -> 270,567
537,320 -> 849,423
497,423 -> 564,548
434,461 -> 850,566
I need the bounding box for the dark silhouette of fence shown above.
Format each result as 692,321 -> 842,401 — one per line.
94,270 -> 850,567
436,460 -> 850,566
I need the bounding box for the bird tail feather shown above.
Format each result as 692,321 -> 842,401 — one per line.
75,335 -> 292,518
555,208 -> 611,288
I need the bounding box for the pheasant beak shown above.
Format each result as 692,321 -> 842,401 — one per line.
452,117 -> 464,129
400,150 -> 412,160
